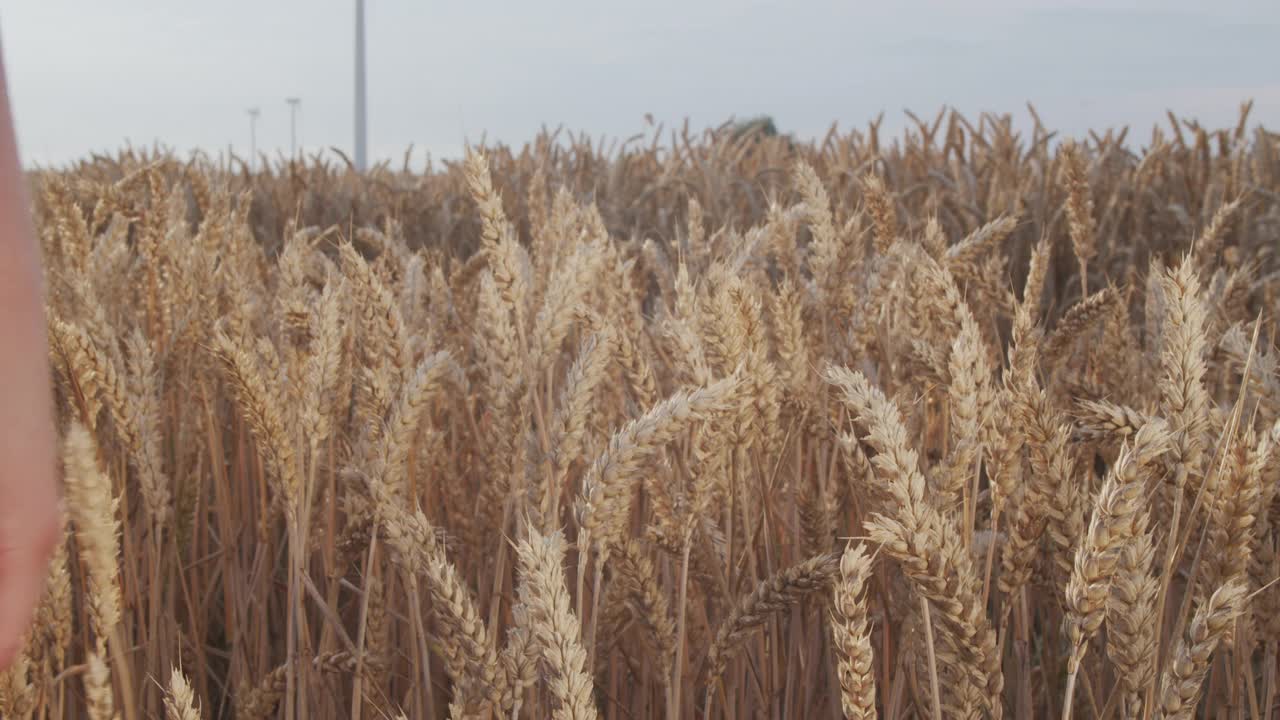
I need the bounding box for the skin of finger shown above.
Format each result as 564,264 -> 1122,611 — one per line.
0,500 -> 61,668
0,50 -> 62,670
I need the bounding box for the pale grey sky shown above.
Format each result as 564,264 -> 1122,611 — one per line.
1,1 -> 1277,168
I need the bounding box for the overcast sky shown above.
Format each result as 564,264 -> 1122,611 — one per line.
1,1 -> 1277,168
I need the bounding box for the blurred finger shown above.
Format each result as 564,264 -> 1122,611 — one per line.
0,505 -> 61,669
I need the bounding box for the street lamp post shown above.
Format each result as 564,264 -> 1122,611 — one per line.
286,98 -> 301,158
354,0 -> 368,171
247,107 -> 261,171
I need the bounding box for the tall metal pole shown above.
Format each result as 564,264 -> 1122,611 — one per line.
354,0 -> 367,171
247,108 -> 260,171
286,98 -> 301,157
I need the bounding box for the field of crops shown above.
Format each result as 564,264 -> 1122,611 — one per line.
13,105 -> 1280,719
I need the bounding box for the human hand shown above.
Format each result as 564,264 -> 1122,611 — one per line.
0,432 -> 62,668
0,52 -> 62,669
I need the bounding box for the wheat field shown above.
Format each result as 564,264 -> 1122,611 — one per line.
11,104 -> 1280,719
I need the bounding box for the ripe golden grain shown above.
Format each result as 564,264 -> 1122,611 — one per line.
28,106 -> 1279,718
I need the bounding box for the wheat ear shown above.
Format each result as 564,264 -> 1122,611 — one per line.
1155,579 -> 1248,719
515,527 -> 599,720
825,364 -> 1003,718
706,553 -> 840,684
1063,420 -> 1171,720
165,668 -> 203,720
831,543 -> 878,720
